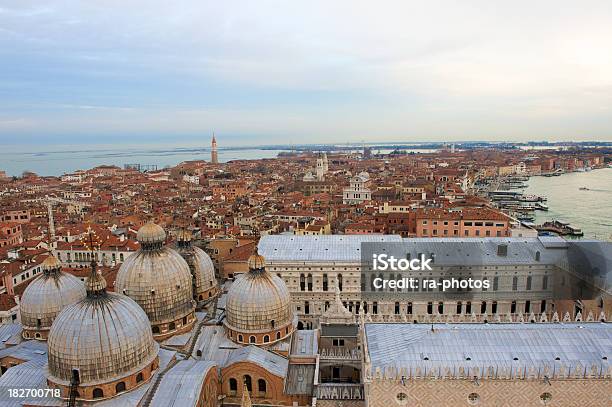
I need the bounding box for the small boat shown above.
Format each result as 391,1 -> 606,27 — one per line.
579,187 -> 589,191
536,220 -> 584,237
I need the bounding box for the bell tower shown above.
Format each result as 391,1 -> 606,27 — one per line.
211,133 -> 218,164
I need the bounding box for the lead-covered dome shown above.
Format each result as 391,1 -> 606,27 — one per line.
47,265 -> 159,401
175,229 -> 218,303
224,251 -> 295,345
116,222 -> 196,340
20,254 -> 86,340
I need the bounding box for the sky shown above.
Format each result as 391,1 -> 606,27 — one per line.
1,0 -> 612,146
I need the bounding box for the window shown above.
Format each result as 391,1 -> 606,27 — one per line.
244,375 -> 252,392
307,274 -> 313,291
526,276 -> 532,291
438,302 -> 444,314
263,335 -> 269,343
115,382 -> 126,393
276,332 -> 281,340
466,301 -> 472,314
512,276 -> 518,291
373,301 -> 378,314
305,301 -> 310,314
394,302 -> 400,315
493,276 -> 499,291
229,378 -> 238,395
323,273 -> 328,291
238,334 -> 243,342
332,338 -> 345,347
480,301 -> 487,314
542,275 -> 548,290
258,379 -> 267,394
93,388 -> 104,399
300,274 -> 305,291
407,302 -> 412,314
492,301 -> 498,314
467,393 -> 480,405
456,301 -> 462,314
249,336 -> 256,344
396,392 -> 408,404
511,301 -> 517,313
427,302 -> 433,314
524,300 -> 531,313
337,274 -> 343,291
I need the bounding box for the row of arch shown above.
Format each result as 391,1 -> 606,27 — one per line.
88,372 -> 145,399
228,375 -> 267,396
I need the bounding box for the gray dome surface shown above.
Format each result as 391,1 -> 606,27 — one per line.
20,264 -> 86,330
116,246 -> 194,324
225,269 -> 293,332
47,292 -> 159,385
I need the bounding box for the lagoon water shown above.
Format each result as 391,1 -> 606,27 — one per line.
0,146 -> 284,177
524,168 -> 612,239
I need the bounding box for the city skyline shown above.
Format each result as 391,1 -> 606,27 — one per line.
2,1 -> 612,144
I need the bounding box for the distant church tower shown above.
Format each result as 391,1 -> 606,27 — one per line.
314,152 -> 329,181
211,133 -> 218,164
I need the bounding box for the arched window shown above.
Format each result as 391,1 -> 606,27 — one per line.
337,274 -> 343,291
258,378 -> 267,394
136,372 -> 144,383
300,274 -> 305,291
152,326 -> 160,334
263,335 -> 270,343
238,334 -> 243,342
249,336 -> 256,344
196,350 -> 202,357
169,321 -> 176,331
229,378 -> 238,395
276,331 -> 281,340
115,382 -> 126,393
93,388 -> 104,399
244,375 -> 252,392
307,273 -> 313,291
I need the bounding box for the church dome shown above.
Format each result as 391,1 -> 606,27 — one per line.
20,255 -> 86,340
175,230 -> 218,302
224,251 -> 295,344
47,267 -> 159,400
116,222 -> 196,339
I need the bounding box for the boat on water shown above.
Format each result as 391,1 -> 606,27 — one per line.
536,220 -> 584,237
535,202 -> 548,211
519,194 -> 547,202
579,187 -> 589,191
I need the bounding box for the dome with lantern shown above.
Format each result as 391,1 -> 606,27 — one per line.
116,222 -> 196,340
175,228 -> 219,303
19,254 -> 86,340
47,262 -> 159,401
224,249 -> 296,345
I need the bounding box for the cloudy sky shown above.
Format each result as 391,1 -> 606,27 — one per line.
1,0 -> 612,146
